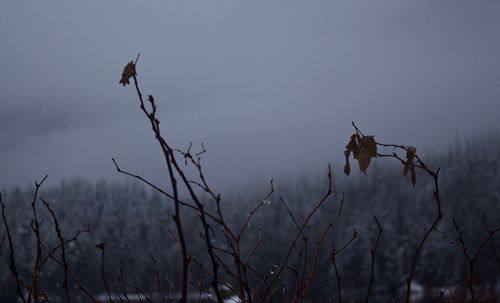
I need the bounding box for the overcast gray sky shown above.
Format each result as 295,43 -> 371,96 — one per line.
1,0 -> 499,190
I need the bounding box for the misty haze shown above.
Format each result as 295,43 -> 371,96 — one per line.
1,1 -> 499,302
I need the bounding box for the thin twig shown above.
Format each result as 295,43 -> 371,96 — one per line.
41,198 -> 72,303
96,242 -> 113,303
443,219 -> 500,303
264,165 -> 333,300
364,214 -> 383,303
149,253 -> 169,303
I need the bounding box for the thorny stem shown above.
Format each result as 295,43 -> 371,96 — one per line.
129,67 -> 192,303
129,60 -> 227,302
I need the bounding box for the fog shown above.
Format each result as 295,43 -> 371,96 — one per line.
1,0 -> 499,190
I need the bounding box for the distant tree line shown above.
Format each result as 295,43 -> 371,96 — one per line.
1,134 -> 499,302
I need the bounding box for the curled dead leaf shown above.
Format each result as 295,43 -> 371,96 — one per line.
343,134 -> 360,176
343,134 -> 377,175
119,61 -> 137,86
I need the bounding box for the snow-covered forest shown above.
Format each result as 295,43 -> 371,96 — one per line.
1,133 -> 499,302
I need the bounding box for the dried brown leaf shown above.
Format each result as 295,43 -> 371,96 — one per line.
119,61 -> 137,87
347,134 -> 359,155
343,134 -> 360,175
356,136 -> 377,174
